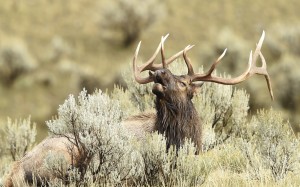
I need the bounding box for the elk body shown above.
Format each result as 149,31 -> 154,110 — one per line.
3,32 -> 273,186
3,136 -> 79,187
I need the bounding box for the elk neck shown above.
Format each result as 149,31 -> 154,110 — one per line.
154,96 -> 202,153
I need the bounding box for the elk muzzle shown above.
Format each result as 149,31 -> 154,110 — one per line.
151,69 -> 170,98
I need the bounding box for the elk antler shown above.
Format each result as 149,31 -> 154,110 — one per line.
133,34 -> 194,84
183,31 -> 274,100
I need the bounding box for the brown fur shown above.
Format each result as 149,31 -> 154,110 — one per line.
151,69 -> 202,154
155,96 -> 202,154
121,111 -> 156,140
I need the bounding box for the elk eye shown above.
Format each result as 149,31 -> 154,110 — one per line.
179,82 -> 186,87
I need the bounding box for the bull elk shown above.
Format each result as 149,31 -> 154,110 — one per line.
3,32 -> 273,186
132,31 -> 273,154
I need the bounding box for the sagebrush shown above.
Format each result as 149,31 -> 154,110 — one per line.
0,62 -> 299,187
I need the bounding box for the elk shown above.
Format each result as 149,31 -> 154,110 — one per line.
3,32 -> 273,186
131,31 -> 273,154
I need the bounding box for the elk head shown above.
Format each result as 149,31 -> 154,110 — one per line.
133,35 -> 197,103
132,32 -> 274,153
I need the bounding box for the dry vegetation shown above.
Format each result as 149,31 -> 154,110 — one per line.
1,0 -> 300,186
0,65 -> 299,186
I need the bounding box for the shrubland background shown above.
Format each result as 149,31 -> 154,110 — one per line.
0,0 -> 300,139
1,0 -> 300,186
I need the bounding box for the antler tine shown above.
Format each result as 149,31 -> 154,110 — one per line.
190,31 -> 274,100
132,34 -> 169,84
252,30 -> 265,69
133,34 -> 196,84
166,45 -> 194,65
206,48 -> 227,76
186,47 -> 227,81
183,45 -> 195,75
142,34 -> 169,71
161,35 -> 167,68
247,31 -> 273,100
133,41 -> 152,84
249,31 -> 269,76
259,52 -> 274,100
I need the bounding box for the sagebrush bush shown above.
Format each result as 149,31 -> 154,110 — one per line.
239,109 -> 300,181
133,133 -> 210,187
207,143 -> 247,174
0,117 -> 36,186
110,84 -> 140,118
0,116 -> 36,161
46,89 -> 142,185
120,66 -> 155,112
193,69 -> 249,151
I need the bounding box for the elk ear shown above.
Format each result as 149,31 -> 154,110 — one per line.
191,82 -> 204,94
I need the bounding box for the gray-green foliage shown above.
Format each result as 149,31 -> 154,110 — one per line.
193,69 -> 249,151
137,133 -> 174,186
120,66 -> 155,112
239,109 -> 299,181
0,117 -> 36,186
110,84 -> 140,118
46,89 -> 142,185
0,116 -> 36,161
171,140 -> 211,186
44,152 -> 70,182
135,133 -> 210,187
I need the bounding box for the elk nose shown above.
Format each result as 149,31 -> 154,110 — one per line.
157,69 -> 166,76
154,69 -> 167,79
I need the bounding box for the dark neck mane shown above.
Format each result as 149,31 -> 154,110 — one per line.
154,97 -> 202,153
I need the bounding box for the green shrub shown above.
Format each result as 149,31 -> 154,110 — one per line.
133,133 -> 211,187
0,116 -> 36,161
193,68 -> 250,151
46,89 -> 141,185
120,66 -> 155,113
239,109 -> 299,181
